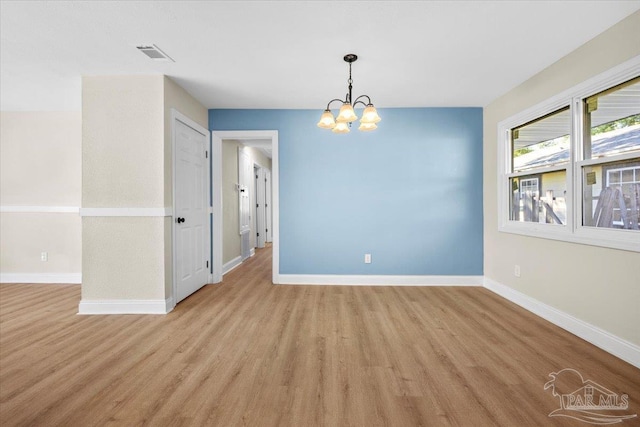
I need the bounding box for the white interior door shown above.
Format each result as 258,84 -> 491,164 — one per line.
238,148 -> 252,260
175,119 -> 209,303
255,167 -> 266,248
265,170 -> 272,243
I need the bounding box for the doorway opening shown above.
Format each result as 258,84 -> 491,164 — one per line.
211,131 -> 279,284
253,163 -> 272,249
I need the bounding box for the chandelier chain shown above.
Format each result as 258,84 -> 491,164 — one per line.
347,62 -> 353,104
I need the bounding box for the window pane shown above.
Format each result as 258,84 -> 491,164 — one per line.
511,107 -> 571,172
510,170 -> 567,224
582,159 -> 640,230
584,77 -> 640,160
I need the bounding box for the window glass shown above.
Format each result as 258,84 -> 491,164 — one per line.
511,107 -> 571,172
510,170 -> 567,225
584,77 -> 640,160
582,159 -> 640,230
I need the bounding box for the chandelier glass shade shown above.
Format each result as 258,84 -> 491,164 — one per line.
358,122 -> 378,132
317,110 -> 336,129
317,54 -> 381,133
332,121 -> 350,134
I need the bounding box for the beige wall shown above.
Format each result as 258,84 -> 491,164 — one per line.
1,112 -> 81,206
82,75 -> 166,301
246,146 -> 272,172
222,140 -> 242,264
83,76 -> 165,208
484,11 -> 640,345
82,217 -> 166,299
0,112 -> 82,277
222,141 -> 272,265
3,77 -> 204,299
81,75 -> 208,304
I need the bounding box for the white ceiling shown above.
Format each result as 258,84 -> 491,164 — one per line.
1,1 -> 639,112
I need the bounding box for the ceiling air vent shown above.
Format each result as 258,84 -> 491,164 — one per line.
136,44 -> 174,62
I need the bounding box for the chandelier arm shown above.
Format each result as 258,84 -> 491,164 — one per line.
352,100 -> 369,109
353,95 -> 372,105
325,98 -> 346,110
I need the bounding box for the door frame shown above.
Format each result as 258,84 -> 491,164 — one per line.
211,130 -> 279,284
171,109 -> 212,308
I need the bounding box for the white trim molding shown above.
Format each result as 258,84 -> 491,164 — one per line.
0,273 -> 82,284
277,275 -> 484,286
0,206 -> 79,213
483,277 -> 640,369
78,297 -> 174,315
80,207 -> 173,217
223,256 -> 242,275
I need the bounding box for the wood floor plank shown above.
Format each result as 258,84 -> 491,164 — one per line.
1,245 -> 639,426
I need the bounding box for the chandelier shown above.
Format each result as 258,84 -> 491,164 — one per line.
317,54 -> 381,133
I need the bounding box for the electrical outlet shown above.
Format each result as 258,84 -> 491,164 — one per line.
364,253 -> 371,264
41,252 -> 48,262
514,264 -> 521,277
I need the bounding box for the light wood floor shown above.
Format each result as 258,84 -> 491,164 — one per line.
1,246 -> 639,426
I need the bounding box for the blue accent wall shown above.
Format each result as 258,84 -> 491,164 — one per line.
210,108 -> 483,275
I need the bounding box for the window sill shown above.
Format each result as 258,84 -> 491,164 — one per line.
498,222 -> 640,252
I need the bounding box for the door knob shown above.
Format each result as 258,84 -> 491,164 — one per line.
176,217 -> 185,224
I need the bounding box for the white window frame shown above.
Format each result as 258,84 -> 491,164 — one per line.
498,55 -> 640,252
519,177 -> 539,197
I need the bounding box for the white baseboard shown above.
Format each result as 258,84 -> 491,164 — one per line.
223,256 -> 242,275
78,297 -> 174,315
222,250 -> 257,276
0,273 -> 82,284
277,274 -> 484,286
483,277 -> 640,369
